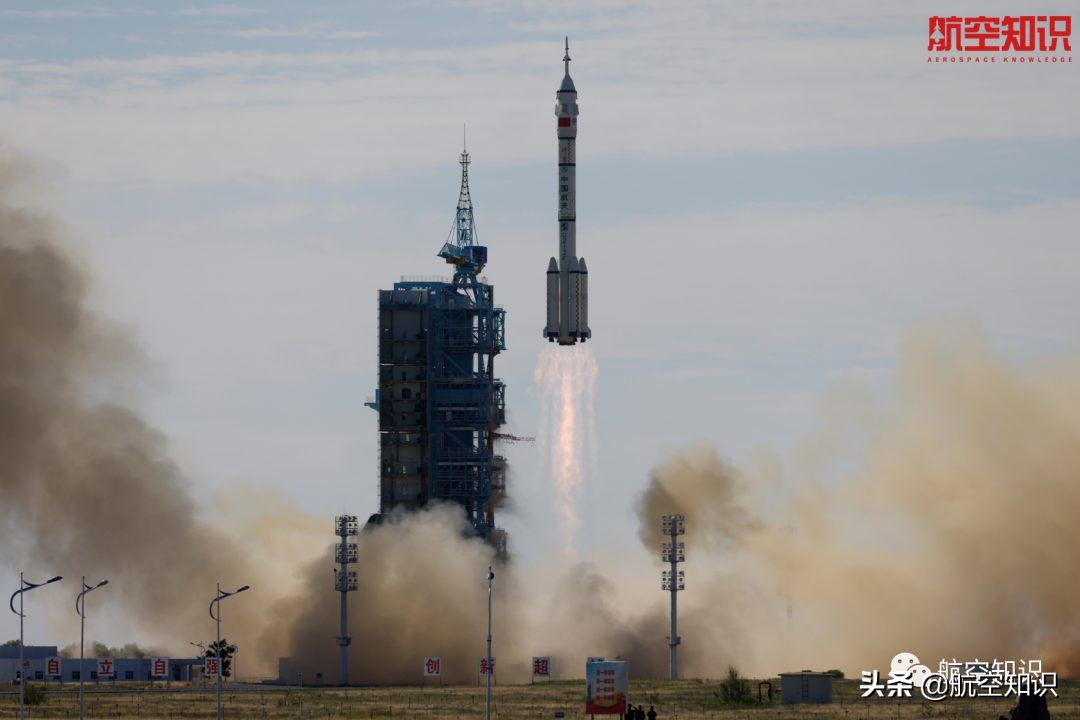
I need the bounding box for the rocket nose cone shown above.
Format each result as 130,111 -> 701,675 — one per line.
568,256 -> 580,272
559,74 -> 576,93
547,257 -> 559,272
578,257 -> 588,273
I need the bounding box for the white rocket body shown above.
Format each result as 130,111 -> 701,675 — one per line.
544,39 -> 591,345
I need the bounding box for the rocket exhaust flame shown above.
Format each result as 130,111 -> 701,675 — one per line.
535,345 -> 598,547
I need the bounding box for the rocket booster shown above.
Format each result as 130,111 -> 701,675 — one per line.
544,38 -> 591,345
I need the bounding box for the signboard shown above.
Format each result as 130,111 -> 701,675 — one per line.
46,658 -> 61,677
424,657 -> 441,676
152,657 -> 169,678
533,657 -> 551,678
587,657 -> 605,663
21,660 -> 29,670
204,657 -> 220,678
478,657 -> 496,676
97,658 -> 115,677
586,661 -> 629,715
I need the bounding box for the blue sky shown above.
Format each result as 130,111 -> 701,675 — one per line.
1,0 -> 1077,648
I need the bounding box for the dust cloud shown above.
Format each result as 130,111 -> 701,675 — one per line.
0,142 -> 321,675
270,504 -> 754,683
635,317 -> 1080,677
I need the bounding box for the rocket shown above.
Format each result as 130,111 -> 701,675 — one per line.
545,38 -> 591,345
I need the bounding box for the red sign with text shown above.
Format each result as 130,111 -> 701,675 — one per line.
928,15 -> 1071,57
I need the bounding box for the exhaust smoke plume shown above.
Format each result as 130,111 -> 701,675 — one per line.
271,504 -> 753,683
635,318 -> 1080,676
0,142 -> 320,673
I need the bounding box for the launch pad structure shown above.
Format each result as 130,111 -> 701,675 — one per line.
366,39 -> 586,550
367,146 -> 508,551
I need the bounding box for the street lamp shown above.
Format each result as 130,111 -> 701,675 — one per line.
485,566 -> 494,720
75,578 -> 108,720
9,573 -> 62,720
209,584 -> 248,720
190,642 -> 205,686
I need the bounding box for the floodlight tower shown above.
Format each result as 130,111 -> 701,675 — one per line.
335,515 -> 359,685
661,515 -> 685,680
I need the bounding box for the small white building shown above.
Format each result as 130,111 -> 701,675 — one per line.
779,671 -> 833,704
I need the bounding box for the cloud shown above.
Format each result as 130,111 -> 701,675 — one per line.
227,26 -> 379,40
4,8 -> 112,19
176,4 -> 260,17
325,30 -> 380,39
0,0 -> 1075,188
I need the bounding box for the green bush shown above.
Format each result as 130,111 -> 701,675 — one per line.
719,666 -> 753,703
23,684 -> 46,706
826,669 -> 845,679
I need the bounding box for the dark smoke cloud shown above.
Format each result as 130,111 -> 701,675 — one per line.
0,141 -> 291,669
57,642 -> 166,659
635,443 -> 763,552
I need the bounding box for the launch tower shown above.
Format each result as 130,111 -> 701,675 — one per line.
368,146 -> 508,551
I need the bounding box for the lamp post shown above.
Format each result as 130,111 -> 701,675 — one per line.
229,643 -> 239,684
661,515 -> 685,680
9,573 -> 62,720
75,578 -> 108,720
209,584 -> 248,720
190,642 -> 205,686
486,566 -> 494,720
334,515 -> 357,686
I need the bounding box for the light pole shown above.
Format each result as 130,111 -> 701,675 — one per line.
661,515 -> 685,680
334,515 -> 357,686
190,642 -> 205,686
229,643 -> 239,684
9,573 -> 62,720
76,578 -> 108,720
209,584 -> 248,720
486,566 -> 494,720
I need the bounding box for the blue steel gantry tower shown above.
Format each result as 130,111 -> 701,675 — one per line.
368,146 -> 508,551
